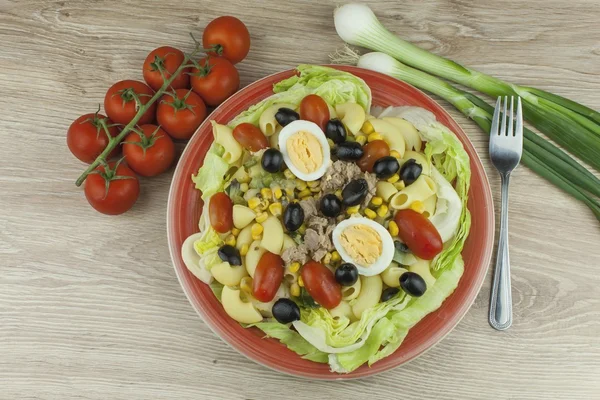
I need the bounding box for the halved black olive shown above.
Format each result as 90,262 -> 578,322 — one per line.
335,263 -> 359,286
325,119 -> 347,144
381,287 -> 400,302
399,159 -> 423,186
217,245 -> 242,266
394,240 -> 411,254
333,141 -> 364,161
283,202 -> 305,232
261,148 -> 284,173
272,298 -> 301,324
399,272 -> 427,297
342,178 -> 368,206
373,156 -> 400,179
320,194 -> 342,217
275,108 -> 299,127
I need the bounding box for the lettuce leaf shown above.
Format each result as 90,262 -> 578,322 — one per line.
191,144 -> 229,200
251,321 -> 329,363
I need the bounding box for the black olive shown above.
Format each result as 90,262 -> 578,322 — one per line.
373,156 -> 400,179
399,272 -> 427,297
335,263 -> 359,286
341,178 -> 368,206
217,245 -> 242,266
325,119 -> 347,144
272,298 -> 301,324
333,141 -> 364,161
320,194 -> 342,217
399,159 -> 423,186
261,148 -> 284,173
381,287 -> 400,302
394,240 -> 411,254
275,108 -> 299,127
283,202 -> 305,232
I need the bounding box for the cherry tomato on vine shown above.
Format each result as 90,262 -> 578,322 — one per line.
202,16 -> 250,64
394,209 -> 443,260
122,124 -> 175,177
67,112 -> 120,163
190,56 -> 239,107
84,160 -> 140,215
143,46 -> 190,91
104,80 -> 156,126
232,123 -> 268,152
301,261 -> 341,309
299,94 -> 330,131
253,252 -> 284,302
357,140 -> 390,172
157,89 -> 207,140
209,192 -> 233,233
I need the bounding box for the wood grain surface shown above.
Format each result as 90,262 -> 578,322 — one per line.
1,0 -> 599,399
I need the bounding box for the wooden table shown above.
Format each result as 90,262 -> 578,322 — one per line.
1,1 -> 598,398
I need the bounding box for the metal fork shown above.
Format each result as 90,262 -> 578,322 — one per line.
488,96 -> 523,331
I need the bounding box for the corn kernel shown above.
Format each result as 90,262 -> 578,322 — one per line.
255,212 -> 269,224
410,200 -> 425,214
298,276 -> 304,287
388,221 -> 399,236
389,150 -> 400,159
285,188 -> 295,198
298,189 -> 312,198
368,132 -> 383,142
331,251 -> 341,263
295,179 -> 308,191
239,183 -> 249,192
231,227 -> 240,237
371,196 -> 383,206
240,244 -> 249,256
334,189 -> 343,199
355,135 -> 367,145
240,277 -> 253,295
377,204 -> 389,218
224,235 -> 236,247
273,187 -> 283,199
237,172 -> 251,184
298,224 -> 306,234
346,205 -> 360,215
290,283 -> 301,297
323,252 -> 332,264
387,174 -> 400,184
248,197 -> 261,210
284,169 -> 295,179
310,186 -> 320,193
364,208 -> 377,219
362,120 -> 374,134
289,262 -> 301,273
260,188 -> 272,199
252,233 -> 262,241
251,223 -> 263,237
268,202 -> 283,217
394,181 -> 406,190
307,180 -> 320,188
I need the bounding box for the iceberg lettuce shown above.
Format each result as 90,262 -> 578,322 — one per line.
191,144 -> 229,200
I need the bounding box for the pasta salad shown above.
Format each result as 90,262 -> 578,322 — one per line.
181,65 -> 471,373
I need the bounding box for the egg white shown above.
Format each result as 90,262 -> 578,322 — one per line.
332,217 -> 395,276
278,120 -> 331,181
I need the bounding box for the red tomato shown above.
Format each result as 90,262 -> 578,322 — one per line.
122,124 -> 175,177
104,80 -> 156,125
357,140 -> 390,172
157,89 -> 207,140
84,160 -> 140,215
232,123 -> 269,152
253,252 -> 284,302
299,94 -> 330,131
394,209 -> 443,260
301,261 -> 342,309
202,16 -> 250,64
67,113 -> 120,163
143,46 -> 190,91
190,56 -> 239,107
209,192 -> 233,233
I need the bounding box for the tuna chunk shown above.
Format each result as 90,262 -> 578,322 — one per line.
281,244 -> 309,265
320,160 -> 363,193
362,171 -> 378,208
299,197 -> 318,220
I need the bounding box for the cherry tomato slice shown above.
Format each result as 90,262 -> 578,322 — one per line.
253,252 -> 284,302
232,123 -> 269,152
394,209 -> 443,260
299,94 -> 330,131
209,192 -> 233,233
301,261 -> 342,309
357,140 -> 390,172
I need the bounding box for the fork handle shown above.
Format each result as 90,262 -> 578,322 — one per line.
489,172 -> 513,330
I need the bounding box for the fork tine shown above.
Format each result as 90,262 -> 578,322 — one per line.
507,96 -> 514,137
516,97 -> 523,138
500,96 -> 508,136
491,97 -> 501,136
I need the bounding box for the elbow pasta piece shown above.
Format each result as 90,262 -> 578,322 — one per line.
382,117 -> 422,152
281,234 -> 296,251
327,103 -> 338,119
181,232 -> 213,284
235,224 -> 253,250
352,275 -> 383,319
231,167 -> 250,183
422,194 -> 437,219
269,126 -> 283,149
221,286 -> 263,324
259,103 -> 296,136
212,121 -> 242,163
329,301 -> 355,321
335,102 -> 365,134
402,150 -> 430,176
376,181 -> 398,202
261,216 -> 284,255
408,258 -> 436,288
389,175 -> 436,210
233,205 -> 256,229
368,119 -> 406,157
381,262 -> 409,288
283,264 -> 299,284
244,240 -> 266,278
341,276 -> 362,301
211,261 -> 249,286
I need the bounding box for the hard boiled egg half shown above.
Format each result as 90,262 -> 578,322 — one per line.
278,120 -> 331,181
332,217 -> 394,276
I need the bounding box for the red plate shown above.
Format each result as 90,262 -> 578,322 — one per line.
167,66 -> 494,379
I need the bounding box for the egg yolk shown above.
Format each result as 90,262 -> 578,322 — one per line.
339,224 -> 382,266
286,131 -> 323,174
